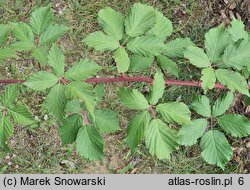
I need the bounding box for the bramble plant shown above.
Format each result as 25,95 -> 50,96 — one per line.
0,3 -> 250,169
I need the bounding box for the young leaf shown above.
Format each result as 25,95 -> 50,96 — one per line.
48,44 -> 65,77
24,71 -> 59,91
127,36 -> 165,56
113,47 -> 130,73
97,7 -> 125,40
32,47 -> 49,67
201,67 -> 216,93
95,109 -> 120,133
65,59 -> 100,81
227,18 -> 248,42
163,37 -> 195,58
156,55 -> 179,77
59,114 -> 82,144
76,125 -> 104,160
118,88 -> 149,110
145,118 -> 179,160
129,54 -> 153,72
45,84 -> 66,122
205,25 -> 230,63
218,114 -> 250,138
83,31 -> 120,51
8,103 -> 36,125
125,3 -> 155,37
0,115 -> 13,150
0,24 -> 10,45
39,24 -> 68,45
1,85 -> 18,107
65,81 -> 96,117
12,22 -> 34,43
200,130 -> 232,169
124,111 -> 150,150
212,92 -> 234,117
147,10 -> 173,38
184,46 -> 210,68
65,100 -> 82,114
192,95 -> 211,118
30,6 -> 53,35
156,102 -> 191,125
215,69 -> 249,96
179,119 -> 207,146
149,71 -> 165,105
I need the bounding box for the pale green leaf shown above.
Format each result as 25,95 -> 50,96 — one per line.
149,71 -> 165,105
76,125 -> 104,160
98,7 -> 124,40
95,84 -> 105,104
59,114 -> 82,144
192,95 -> 211,118
156,55 -> 179,77
127,36 -> 165,56
65,59 -> 100,81
145,118 -> 179,160
95,109 -> 120,133
32,46 -> 49,67
215,69 -> 249,96
147,10 -> 173,38
156,102 -> 191,125
218,114 -> 250,138
83,31 -> 120,51
113,47 -> 130,73
30,6 -> 53,35
0,47 -> 17,62
65,100 -> 82,114
0,115 -> 13,150
212,92 -> 234,117
0,24 -> 10,45
124,111 -> 150,150
200,130 -> 232,169
184,46 -> 211,68
1,84 -> 18,107
9,41 -> 34,51
129,54 -> 153,72
227,18 -> 248,42
201,67 -> 216,93
48,44 -> 65,77
179,119 -> 207,146
39,24 -> 68,45
12,22 -> 34,43
125,3 -> 155,37
24,71 -> 59,91
118,88 -> 149,110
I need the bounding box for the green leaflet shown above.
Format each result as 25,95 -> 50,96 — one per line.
65,59 -> 100,81
129,54 -> 154,72
184,46 -> 210,68
45,84 -> 66,122
113,48 -> 130,73
218,114 -> 250,138
0,47 -> 17,63
24,71 -> 59,91
39,24 -> 68,45
192,95 -> 211,118
201,67 -> 216,93
30,6 -> 53,35
94,109 -> 120,133
205,25 -> 230,63
179,119 -> 207,146
12,22 -> 34,43
212,92 -> 234,117
65,100 -> 82,114
125,3 -> 155,37
156,102 -> 191,125
200,130 -> 232,169
227,18 -> 248,42
95,84 -> 105,104
76,125 -> 104,161
97,7 -> 125,40
147,10 -> 173,39
124,111 -> 150,150
156,55 -> 179,77
48,44 -> 65,77
10,41 -> 34,51
127,36 -> 165,56
215,69 -> 250,96
1,84 -> 18,107
149,71 -> 165,105
0,24 -> 10,45
163,37 -> 195,58
0,115 -> 13,150
145,118 -> 179,160
32,46 -> 49,67
118,88 -> 149,110
59,114 -> 82,144
83,31 -> 120,52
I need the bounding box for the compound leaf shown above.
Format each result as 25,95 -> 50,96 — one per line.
212,92 -> 234,117
48,44 -> 65,77
184,46 -> 210,68
113,47 -> 130,73
192,95 -> 211,118
149,71 -> 165,105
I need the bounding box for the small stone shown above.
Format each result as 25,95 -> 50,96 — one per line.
44,114 -> 48,121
